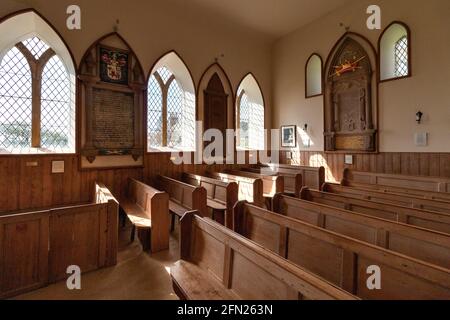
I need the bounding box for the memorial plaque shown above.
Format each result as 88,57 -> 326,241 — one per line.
335,135 -> 366,150
92,88 -> 134,152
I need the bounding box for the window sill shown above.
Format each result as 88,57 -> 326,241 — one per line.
0,148 -> 76,156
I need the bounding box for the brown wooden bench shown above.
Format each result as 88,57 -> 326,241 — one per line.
256,163 -> 325,190
342,169 -> 450,194
181,172 -> 238,228
206,171 -> 265,209
342,169 -> 450,202
119,178 -> 169,253
157,175 -> 207,231
273,192 -> 450,269
323,183 -> 450,216
222,169 -> 284,208
243,166 -> 302,197
1,182 -> 118,299
300,186 -> 450,234
171,211 -> 357,300
233,202 -> 450,300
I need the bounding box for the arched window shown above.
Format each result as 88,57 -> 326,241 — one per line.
0,11 -> 76,154
236,74 -> 265,150
147,53 -> 195,151
379,22 -> 411,81
305,53 -> 323,98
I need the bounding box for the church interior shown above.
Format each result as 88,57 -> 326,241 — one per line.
1,0 -> 450,301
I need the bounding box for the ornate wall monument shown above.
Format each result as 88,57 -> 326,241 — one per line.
324,34 -> 378,153
79,33 -> 145,169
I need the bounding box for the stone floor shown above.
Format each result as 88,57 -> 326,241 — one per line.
13,221 -> 180,300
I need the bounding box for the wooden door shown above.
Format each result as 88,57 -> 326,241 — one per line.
204,73 -> 228,156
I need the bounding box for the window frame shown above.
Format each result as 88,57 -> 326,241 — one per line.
305,53 -> 324,99
147,67 -> 195,152
0,38 -> 75,154
235,87 -> 265,152
378,21 -> 412,83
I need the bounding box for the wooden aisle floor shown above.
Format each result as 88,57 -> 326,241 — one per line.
12,222 -> 180,300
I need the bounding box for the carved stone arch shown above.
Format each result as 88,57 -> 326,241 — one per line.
78,32 -> 145,168
324,33 -> 378,153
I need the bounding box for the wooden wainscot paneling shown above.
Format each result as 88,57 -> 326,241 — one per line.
280,151 -> 450,183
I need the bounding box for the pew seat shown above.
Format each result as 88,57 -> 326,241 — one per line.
171,260 -> 239,300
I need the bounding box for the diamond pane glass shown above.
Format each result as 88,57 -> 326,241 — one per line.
238,92 -> 264,150
147,74 -> 163,148
0,47 -> 32,152
239,93 -> 250,148
394,36 -> 408,77
157,66 -> 173,84
167,80 -> 183,148
22,37 -> 50,60
41,55 -> 72,151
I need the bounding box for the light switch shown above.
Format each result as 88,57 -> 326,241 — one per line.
52,160 -> 65,174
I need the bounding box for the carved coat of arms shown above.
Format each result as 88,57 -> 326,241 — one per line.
99,47 -> 129,85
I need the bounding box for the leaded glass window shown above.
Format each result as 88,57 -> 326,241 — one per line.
394,36 -> 408,77
147,66 -> 195,150
0,37 -> 74,153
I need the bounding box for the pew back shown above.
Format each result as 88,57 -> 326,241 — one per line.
233,202 -> 450,300
274,192 -> 450,269
206,171 -> 265,208
222,169 -> 284,197
343,169 -> 450,193
258,164 -> 325,190
243,167 -> 302,197
305,186 -> 450,234
172,211 -> 357,300
157,175 -> 207,217
323,183 -> 450,215
181,173 -> 238,227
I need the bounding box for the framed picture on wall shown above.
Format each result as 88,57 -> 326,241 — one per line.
281,125 -> 297,148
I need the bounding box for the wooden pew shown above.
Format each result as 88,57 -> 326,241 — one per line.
156,175 -> 207,230
300,187 -> 450,235
0,183 -> 118,299
273,192 -> 450,269
171,211 -> 357,300
206,171 -> 265,209
243,166 -> 302,197
181,172 -> 238,228
233,202 -> 450,300
256,163 -> 325,190
323,183 -> 450,216
342,169 -> 450,202
342,169 -> 450,194
119,178 -> 169,253
221,169 -> 284,208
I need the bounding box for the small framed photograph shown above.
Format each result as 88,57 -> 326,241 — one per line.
281,125 -> 297,148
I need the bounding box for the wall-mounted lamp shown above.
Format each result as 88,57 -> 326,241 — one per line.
416,111 -> 423,124
303,123 -> 308,132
